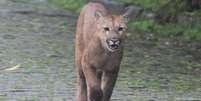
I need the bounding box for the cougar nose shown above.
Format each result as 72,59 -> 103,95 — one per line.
110,38 -> 120,45
107,38 -> 121,46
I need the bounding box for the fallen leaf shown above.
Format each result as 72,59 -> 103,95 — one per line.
4,64 -> 21,71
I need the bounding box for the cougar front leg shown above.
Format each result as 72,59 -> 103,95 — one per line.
101,68 -> 119,101
77,69 -> 88,101
82,64 -> 103,101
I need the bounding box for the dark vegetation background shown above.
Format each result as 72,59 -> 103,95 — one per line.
50,0 -> 201,41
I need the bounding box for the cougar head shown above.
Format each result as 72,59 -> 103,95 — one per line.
95,9 -> 132,52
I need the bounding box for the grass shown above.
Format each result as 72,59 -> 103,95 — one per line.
171,79 -> 192,92
49,0 -> 86,12
129,19 -> 201,41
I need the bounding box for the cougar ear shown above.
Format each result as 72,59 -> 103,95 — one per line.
122,6 -> 135,23
122,15 -> 129,24
95,11 -> 105,20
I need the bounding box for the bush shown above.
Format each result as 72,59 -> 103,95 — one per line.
118,0 -> 169,11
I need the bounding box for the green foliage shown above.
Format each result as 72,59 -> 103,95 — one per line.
187,10 -> 201,18
49,0 -> 86,12
118,0 -> 169,11
129,20 -> 201,41
128,20 -> 155,32
185,27 -> 201,41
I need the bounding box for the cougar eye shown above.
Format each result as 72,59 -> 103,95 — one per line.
118,27 -> 123,31
104,27 -> 110,31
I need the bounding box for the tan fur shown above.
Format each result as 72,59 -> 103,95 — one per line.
75,2 -> 130,101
